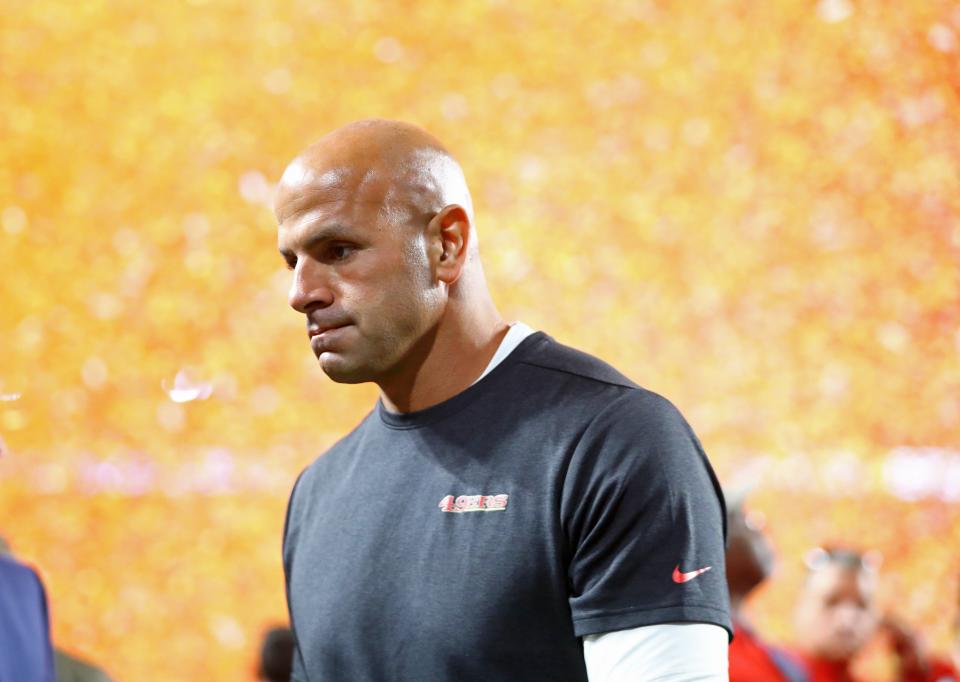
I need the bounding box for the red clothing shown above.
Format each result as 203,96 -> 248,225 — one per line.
730,624 -> 791,682
906,659 -> 957,682
793,652 -> 958,682
792,653 -> 857,682
729,621 -> 796,682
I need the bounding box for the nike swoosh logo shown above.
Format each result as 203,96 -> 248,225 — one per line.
672,565 -> 712,583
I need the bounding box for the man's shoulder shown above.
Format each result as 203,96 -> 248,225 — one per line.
511,332 -> 639,391
507,333 -> 691,432
0,554 -> 44,593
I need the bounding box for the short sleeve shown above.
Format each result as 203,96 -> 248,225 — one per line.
561,390 -> 732,639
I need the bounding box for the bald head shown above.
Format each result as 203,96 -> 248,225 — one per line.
275,119 -> 474,234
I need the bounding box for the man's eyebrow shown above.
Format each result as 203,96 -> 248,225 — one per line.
278,222 -> 355,259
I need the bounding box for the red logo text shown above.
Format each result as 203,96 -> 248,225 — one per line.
438,494 -> 509,513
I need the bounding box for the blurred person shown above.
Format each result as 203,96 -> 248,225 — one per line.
276,119 -> 731,681
889,578 -> 960,681
794,548 -> 957,682
726,493 -> 807,682
877,615 -> 957,682
1,537 -> 113,682
257,626 -> 295,682
0,537 -> 56,682
792,547 -> 879,681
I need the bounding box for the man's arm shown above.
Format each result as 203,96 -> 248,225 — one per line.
584,623 -> 728,681
562,389 -> 732,674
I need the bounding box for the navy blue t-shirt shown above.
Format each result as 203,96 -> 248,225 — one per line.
283,333 -> 731,681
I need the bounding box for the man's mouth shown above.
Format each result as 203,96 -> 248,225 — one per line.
308,324 -> 348,338
307,313 -> 353,336
308,324 -> 353,354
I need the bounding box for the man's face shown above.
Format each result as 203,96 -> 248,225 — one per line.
276,163 -> 444,384
795,564 -> 878,661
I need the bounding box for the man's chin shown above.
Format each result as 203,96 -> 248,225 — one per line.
318,353 -> 371,384
823,642 -> 860,662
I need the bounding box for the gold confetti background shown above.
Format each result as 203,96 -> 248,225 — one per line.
2,0 -> 959,679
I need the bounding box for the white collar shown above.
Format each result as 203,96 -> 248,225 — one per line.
473,322 -> 536,384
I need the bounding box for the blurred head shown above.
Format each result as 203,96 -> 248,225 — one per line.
794,547 -> 880,662
258,626 -> 295,682
725,497 -> 775,605
275,119 -> 479,384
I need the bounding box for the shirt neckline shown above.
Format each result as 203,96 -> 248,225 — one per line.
376,331 -> 546,429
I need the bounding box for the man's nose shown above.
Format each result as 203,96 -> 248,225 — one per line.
288,260 -> 333,313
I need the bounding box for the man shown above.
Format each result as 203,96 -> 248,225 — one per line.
0,541 -> 56,682
726,493 -> 806,682
794,547 -> 958,682
792,547 -> 879,682
277,119 -> 731,681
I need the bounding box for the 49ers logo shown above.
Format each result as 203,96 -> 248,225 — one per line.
438,494 -> 509,513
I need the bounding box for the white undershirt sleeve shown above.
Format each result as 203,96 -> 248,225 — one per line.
583,623 -> 728,681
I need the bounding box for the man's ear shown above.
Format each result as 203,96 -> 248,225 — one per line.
427,204 -> 470,285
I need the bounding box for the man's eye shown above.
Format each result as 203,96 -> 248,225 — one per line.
330,245 -> 354,261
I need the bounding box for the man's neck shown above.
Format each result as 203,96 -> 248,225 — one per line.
378,304 -> 508,414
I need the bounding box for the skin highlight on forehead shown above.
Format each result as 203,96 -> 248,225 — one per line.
275,164 -> 366,226
278,157 -> 321,189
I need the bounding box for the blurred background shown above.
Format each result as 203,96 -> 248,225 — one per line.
1,0 -> 958,679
